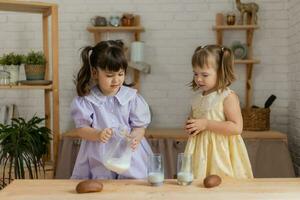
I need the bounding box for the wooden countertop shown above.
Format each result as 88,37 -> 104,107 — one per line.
1,178 -> 300,200
62,128 -> 287,142
146,128 -> 287,141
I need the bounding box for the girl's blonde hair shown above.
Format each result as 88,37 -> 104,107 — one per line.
190,44 -> 236,91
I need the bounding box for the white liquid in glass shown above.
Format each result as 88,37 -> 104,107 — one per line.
177,171 -> 193,185
148,172 -> 164,186
104,158 -> 130,174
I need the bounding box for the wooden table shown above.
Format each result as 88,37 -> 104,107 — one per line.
1,179 -> 300,200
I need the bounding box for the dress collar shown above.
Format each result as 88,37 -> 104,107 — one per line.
85,85 -> 137,106
200,87 -> 229,98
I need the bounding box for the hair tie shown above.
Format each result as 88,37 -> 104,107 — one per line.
221,46 -> 225,52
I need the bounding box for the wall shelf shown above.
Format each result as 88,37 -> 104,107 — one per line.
0,85 -> 53,90
235,59 -> 260,64
213,14 -> 259,108
213,25 -> 259,30
87,26 -> 144,32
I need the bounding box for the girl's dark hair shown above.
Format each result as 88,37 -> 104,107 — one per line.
76,40 -> 128,96
190,44 -> 236,91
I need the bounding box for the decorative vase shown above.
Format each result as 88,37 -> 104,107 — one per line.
24,64 -> 45,80
3,65 -> 20,85
226,13 -> 236,25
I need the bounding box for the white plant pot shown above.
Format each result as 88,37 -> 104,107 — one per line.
3,65 -> 20,85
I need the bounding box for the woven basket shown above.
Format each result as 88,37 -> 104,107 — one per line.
242,108 -> 270,131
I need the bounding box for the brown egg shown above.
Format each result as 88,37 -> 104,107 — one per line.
76,180 -> 103,193
203,175 -> 222,188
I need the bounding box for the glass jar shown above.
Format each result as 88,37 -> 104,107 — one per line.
103,126 -> 132,174
0,70 -> 10,85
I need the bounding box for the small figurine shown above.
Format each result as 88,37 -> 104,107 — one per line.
236,0 -> 259,25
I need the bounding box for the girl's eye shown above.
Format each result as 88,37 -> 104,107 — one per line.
119,72 -> 124,76
106,74 -> 114,77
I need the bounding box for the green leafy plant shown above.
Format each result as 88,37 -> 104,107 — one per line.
24,51 -> 46,65
0,116 -> 51,189
0,53 -> 24,66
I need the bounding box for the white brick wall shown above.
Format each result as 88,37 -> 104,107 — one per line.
288,0 -> 300,174
0,0 -> 291,134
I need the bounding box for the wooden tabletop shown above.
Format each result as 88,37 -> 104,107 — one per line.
1,178 -> 300,200
146,128 -> 287,141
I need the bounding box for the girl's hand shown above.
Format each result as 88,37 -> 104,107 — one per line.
185,118 -> 208,136
98,128 -> 113,143
130,138 -> 140,151
129,128 -> 145,151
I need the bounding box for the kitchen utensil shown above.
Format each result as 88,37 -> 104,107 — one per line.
264,94 -> 277,108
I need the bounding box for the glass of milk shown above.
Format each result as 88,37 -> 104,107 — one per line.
148,153 -> 164,186
177,153 -> 193,186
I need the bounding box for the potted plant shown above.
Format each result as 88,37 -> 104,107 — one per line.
24,51 -> 47,80
0,116 -> 51,189
0,53 -> 24,85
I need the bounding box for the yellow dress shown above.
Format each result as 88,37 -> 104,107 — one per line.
184,88 -> 253,180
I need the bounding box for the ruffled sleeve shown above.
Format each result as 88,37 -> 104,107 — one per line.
129,94 -> 151,128
70,96 -> 94,128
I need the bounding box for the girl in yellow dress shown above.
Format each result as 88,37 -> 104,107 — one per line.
184,45 -> 253,180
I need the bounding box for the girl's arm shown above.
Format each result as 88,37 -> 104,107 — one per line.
64,127 -> 112,143
130,127 -> 146,150
207,92 -> 243,135
186,92 -> 243,136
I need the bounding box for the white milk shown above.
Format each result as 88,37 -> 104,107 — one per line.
104,158 -> 130,174
177,171 -> 193,185
148,172 -> 164,185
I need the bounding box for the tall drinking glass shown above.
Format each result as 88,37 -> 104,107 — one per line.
148,153 -> 164,186
177,153 -> 193,185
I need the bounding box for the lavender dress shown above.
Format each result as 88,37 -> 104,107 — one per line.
70,86 -> 152,179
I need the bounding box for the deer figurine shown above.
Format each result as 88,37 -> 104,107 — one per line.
236,0 -> 259,25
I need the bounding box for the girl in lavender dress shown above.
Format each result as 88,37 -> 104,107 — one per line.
70,40 -> 152,179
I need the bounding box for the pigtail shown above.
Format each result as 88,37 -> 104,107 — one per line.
218,46 -> 236,90
76,46 -> 93,96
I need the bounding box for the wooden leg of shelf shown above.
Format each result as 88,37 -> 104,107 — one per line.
134,32 -> 140,41
42,14 -> 49,79
44,90 -> 51,161
133,69 -> 140,91
52,88 -> 60,175
94,33 -> 101,44
246,29 -> 254,58
51,5 -> 60,176
134,16 -> 141,41
216,30 -> 223,45
247,13 -> 253,25
246,64 -> 253,108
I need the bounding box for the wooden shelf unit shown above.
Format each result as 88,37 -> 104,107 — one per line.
0,85 -> 53,90
0,0 -> 60,167
87,16 -> 144,91
213,16 -> 260,108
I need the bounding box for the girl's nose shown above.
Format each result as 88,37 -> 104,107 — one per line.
196,76 -> 202,82
112,77 -> 119,83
